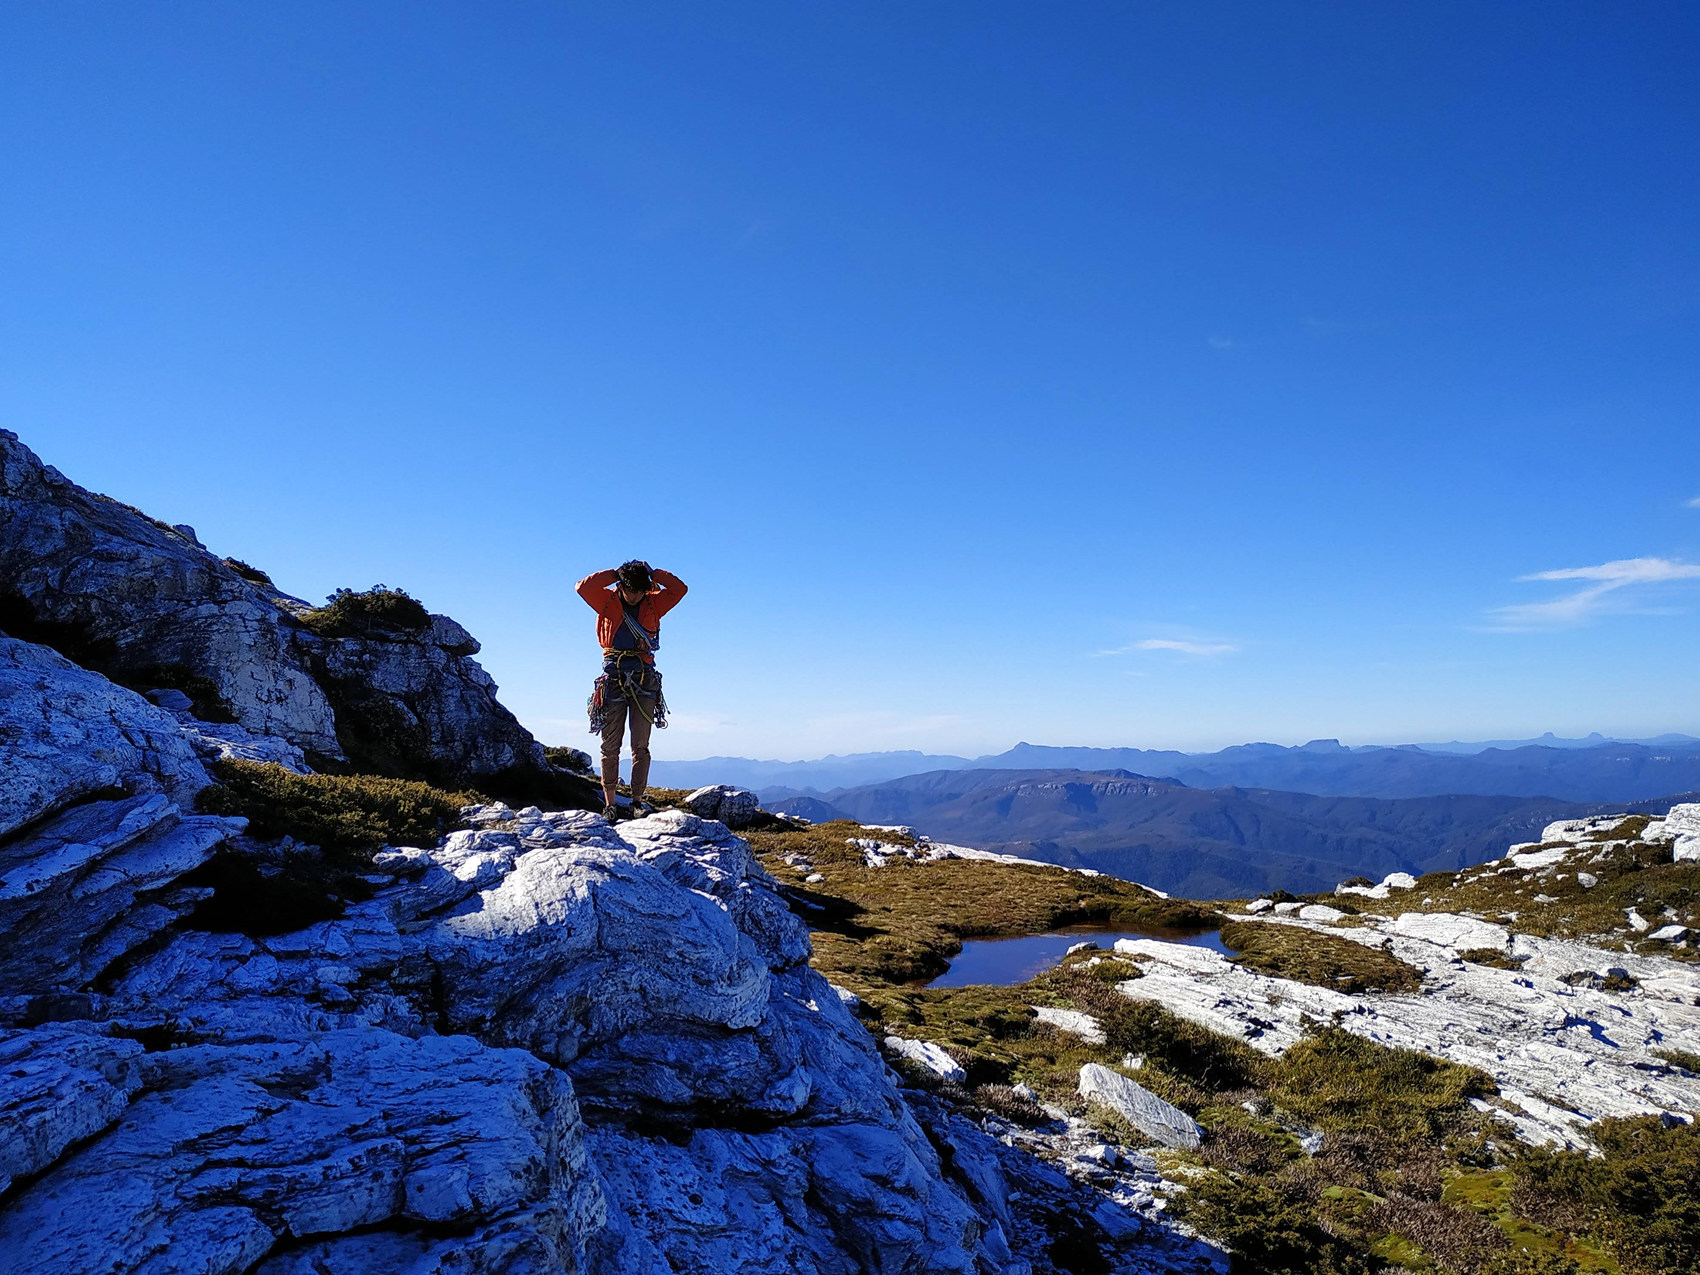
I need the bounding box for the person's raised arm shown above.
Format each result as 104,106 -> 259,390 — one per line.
650,567 -> 688,616
576,568 -> 619,608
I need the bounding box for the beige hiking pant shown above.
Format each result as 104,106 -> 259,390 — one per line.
600,693 -> 657,794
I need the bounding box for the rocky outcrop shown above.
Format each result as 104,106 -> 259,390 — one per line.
0,634 -> 212,838
0,798 -> 1008,1272
0,638 -> 1011,1274
0,430 -> 571,796
683,783 -> 761,829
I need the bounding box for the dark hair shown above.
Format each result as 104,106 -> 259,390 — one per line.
617,560 -> 652,591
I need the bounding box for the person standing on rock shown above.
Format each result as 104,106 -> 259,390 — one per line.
577,560 -> 687,821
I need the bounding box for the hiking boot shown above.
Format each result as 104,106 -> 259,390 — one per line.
602,803 -> 620,822
630,800 -> 652,817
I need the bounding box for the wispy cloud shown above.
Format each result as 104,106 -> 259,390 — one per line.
1687,495 -> 1700,508
1207,335 -> 1236,350
1491,557 -> 1700,629
1095,638 -> 1238,657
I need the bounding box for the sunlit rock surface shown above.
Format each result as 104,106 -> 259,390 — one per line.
1122,900 -> 1700,1150
0,793 -> 1031,1272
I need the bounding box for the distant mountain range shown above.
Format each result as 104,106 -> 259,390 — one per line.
762,768 -> 1695,899
650,735 -> 1700,804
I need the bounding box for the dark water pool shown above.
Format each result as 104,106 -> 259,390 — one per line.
925,926 -> 1231,989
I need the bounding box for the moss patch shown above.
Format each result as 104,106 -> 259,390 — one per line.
1509,1116 -> 1700,1275
1219,920 -> 1425,993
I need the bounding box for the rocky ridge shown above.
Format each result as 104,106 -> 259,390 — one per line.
0,430 -> 579,801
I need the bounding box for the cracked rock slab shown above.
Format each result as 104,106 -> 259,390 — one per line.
1077,1064 -> 1202,1150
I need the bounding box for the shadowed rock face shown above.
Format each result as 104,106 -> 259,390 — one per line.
0,430 -> 573,797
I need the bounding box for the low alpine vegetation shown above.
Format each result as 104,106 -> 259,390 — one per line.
196,758 -> 478,858
298,585 -> 432,638
756,810 -> 1689,1274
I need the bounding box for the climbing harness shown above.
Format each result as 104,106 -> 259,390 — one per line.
587,602 -> 668,733
587,658 -> 668,733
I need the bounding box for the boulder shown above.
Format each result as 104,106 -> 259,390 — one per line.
0,635 -> 211,838
683,785 -> 762,829
0,1024 -> 145,1194
1662,804 -> 1700,862
1033,1007 -> 1106,1044
0,793 -> 244,996
1077,1064 -> 1201,1150
884,1037 -> 967,1084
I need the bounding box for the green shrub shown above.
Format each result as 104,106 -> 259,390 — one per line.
1512,1116 -> 1700,1275
1172,1172 -> 1373,1275
1271,1028 -> 1494,1164
1098,998 -> 1266,1095
299,585 -> 431,638
196,759 -> 478,858
1654,1047 -> 1700,1074
1462,947 -> 1530,970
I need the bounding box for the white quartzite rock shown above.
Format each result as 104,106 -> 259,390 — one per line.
0,636 -> 212,839
1113,913 -> 1700,1150
1336,871 -> 1417,900
0,430 -> 564,790
0,1024 -> 144,1195
1077,1063 -> 1202,1150
1033,1006 -> 1107,1044
1,806 -> 998,1273
884,1036 -> 968,1084
1662,803 -> 1700,862
683,784 -> 762,829
1393,911 -> 1510,952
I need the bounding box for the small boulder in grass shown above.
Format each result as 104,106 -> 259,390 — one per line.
884,1036 -> 966,1084
683,785 -> 761,829
1077,1063 -> 1201,1150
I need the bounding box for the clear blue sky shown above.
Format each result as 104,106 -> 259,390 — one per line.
4,4 -> 1697,759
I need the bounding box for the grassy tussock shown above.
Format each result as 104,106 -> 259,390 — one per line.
187,760 -> 482,938
196,758 -> 478,858
1219,920 -> 1425,993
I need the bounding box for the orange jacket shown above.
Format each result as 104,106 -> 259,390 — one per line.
575,568 -> 687,664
